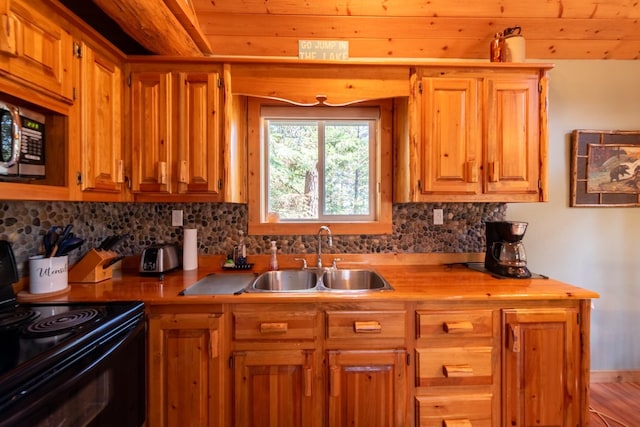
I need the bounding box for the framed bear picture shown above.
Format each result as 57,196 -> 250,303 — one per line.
571,130 -> 640,207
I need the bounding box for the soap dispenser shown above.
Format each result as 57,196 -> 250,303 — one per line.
269,241 -> 278,271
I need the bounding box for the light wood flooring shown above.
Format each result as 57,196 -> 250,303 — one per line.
589,382 -> 640,426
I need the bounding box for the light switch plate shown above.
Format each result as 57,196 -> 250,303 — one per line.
171,210 -> 183,227
433,209 -> 444,225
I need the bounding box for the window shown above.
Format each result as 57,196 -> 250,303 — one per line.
248,99 -> 393,236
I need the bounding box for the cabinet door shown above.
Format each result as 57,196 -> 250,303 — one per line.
485,77 -> 540,195
233,349 -> 322,427
130,71 -> 172,193
418,77 -> 481,196
328,349 -> 407,427
0,0 -> 73,101
148,313 -> 223,427
176,71 -> 222,196
78,43 -> 123,194
502,308 -> 580,427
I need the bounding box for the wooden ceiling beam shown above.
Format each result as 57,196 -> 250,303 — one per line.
164,0 -> 213,54
92,0 -> 206,56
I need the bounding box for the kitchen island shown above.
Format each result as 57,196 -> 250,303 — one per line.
17,254 -> 598,427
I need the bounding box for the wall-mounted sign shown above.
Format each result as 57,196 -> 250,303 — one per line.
298,40 -> 349,60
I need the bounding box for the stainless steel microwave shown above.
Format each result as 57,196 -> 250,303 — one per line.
0,101 -> 46,179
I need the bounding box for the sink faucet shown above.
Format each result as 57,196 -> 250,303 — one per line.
316,225 -> 332,268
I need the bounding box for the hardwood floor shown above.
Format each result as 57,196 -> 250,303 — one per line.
589,382 -> 640,426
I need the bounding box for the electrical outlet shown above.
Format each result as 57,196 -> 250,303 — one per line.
433,209 -> 444,225
171,210 -> 183,227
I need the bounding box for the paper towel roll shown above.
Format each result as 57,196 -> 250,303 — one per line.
183,228 -> 198,271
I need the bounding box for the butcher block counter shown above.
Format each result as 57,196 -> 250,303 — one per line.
17,253 -> 599,427
17,253 -> 598,303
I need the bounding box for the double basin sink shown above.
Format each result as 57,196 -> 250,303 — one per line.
245,268 -> 393,293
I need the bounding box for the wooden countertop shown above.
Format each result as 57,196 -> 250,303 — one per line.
16,254 -> 599,304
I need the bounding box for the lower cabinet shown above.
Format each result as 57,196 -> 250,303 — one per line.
502,308 -> 581,427
148,299 -> 590,427
327,349 -> 407,427
147,306 -> 225,427
232,349 -> 323,427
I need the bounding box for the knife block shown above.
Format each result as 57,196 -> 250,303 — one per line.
69,249 -> 117,283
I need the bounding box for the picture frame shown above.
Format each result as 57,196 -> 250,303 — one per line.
570,130 -> 640,207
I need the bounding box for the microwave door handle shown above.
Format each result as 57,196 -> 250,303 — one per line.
1,105 -> 21,168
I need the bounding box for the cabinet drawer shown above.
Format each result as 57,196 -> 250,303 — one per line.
416,310 -> 493,339
416,347 -> 493,386
233,311 -> 318,340
416,393 -> 493,427
326,311 -> 406,339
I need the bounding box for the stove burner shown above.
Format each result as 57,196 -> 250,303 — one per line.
0,308 -> 40,331
23,308 -> 104,337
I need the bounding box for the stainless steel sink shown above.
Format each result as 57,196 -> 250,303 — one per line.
247,269 -> 319,292
321,269 -> 393,291
245,269 -> 393,293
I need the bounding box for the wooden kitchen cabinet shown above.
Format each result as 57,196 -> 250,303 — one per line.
325,308 -> 409,427
233,349 -> 322,427
0,0 -> 73,103
129,70 -> 173,195
147,307 -> 225,427
231,306 -> 323,427
126,61 -> 242,202
75,41 -> 125,199
502,307 -> 581,427
398,64 -> 551,203
327,349 -> 407,427
414,308 -> 500,427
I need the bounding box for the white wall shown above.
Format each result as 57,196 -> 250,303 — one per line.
507,60 -> 640,370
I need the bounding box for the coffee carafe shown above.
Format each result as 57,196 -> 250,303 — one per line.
484,221 -> 531,278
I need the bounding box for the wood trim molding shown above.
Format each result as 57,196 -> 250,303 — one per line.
591,370 -> 640,383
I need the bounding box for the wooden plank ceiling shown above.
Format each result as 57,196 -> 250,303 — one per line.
85,0 -> 640,59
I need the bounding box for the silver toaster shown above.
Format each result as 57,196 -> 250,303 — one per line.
139,244 -> 181,274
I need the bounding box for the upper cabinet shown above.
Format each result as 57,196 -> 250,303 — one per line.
74,41 -> 124,200
127,61 -> 245,203
396,64 -> 552,203
0,0 -> 73,103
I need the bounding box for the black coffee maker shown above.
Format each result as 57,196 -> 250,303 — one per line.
484,221 -> 531,278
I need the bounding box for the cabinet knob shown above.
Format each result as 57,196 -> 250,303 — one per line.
260,322 -> 288,334
488,161 -> 500,182
158,161 -> 167,184
354,321 -> 382,333
179,160 -> 188,183
443,419 -> 473,427
115,159 -> 124,184
442,321 -> 474,333
442,364 -> 474,378
465,161 -> 479,183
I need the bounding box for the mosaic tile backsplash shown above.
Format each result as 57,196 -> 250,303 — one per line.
0,201 -> 505,277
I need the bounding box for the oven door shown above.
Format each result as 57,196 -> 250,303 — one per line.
0,320 -> 146,427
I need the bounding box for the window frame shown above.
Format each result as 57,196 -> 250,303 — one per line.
247,98 -> 393,236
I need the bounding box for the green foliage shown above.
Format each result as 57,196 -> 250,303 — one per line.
267,119 -> 372,219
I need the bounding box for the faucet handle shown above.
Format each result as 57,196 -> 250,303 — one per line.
294,257 -> 308,269
331,258 -> 342,269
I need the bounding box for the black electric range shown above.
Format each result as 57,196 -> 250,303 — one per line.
0,240 -> 146,427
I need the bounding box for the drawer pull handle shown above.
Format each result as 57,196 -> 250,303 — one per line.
304,367 -> 312,397
260,322 -> 288,334
510,324 -> 521,353
442,321 -> 474,333
354,321 -> 382,333
330,365 -> 340,397
443,419 -> 473,427
442,364 -> 474,378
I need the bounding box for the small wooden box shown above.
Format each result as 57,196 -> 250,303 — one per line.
69,249 -> 118,283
